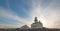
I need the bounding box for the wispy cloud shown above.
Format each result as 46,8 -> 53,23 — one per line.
29,0 -> 60,28
0,0 -> 60,28
0,7 -> 31,28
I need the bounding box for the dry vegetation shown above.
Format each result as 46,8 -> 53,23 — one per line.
0,28 -> 60,31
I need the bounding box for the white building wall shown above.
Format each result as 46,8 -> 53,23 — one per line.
31,22 -> 43,28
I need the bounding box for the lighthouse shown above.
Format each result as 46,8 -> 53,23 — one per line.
31,17 -> 43,28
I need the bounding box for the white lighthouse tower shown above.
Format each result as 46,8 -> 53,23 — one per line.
31,17 -> 43,28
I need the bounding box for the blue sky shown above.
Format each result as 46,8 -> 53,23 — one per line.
0,0 -> 60,28
0,0 -> 31,18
